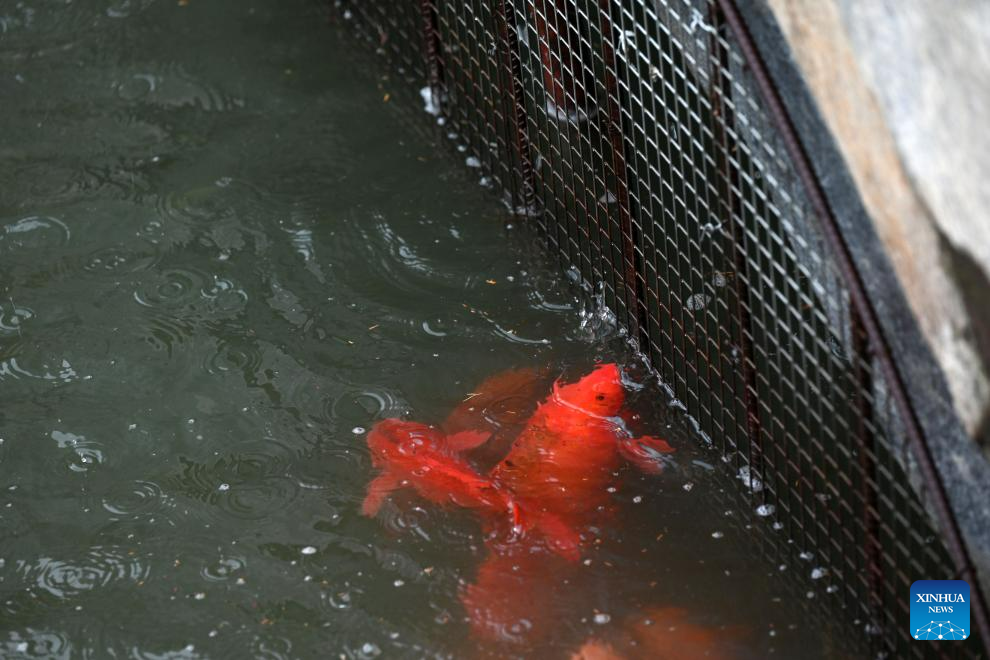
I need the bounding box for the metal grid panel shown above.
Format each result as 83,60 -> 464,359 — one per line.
336,1 -> 986,657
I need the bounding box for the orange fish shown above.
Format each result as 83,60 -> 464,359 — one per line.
490,363 -> 674,524
463,363 -> 675,643
362,418 -> 579,560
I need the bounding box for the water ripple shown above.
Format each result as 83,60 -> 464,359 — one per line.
52,430 -> 104,473
133,269 -> 207,309
200,555 -> 246,582
326,387 -> 408,429
203,339 -> 264,377
0,629 -> 71,659
101,480 -> 170,520
0,216 -> 71,253
82,245 -> 159,277
0,304 -> 33,335
169,454 -> 301,521
20,546 -> 149,601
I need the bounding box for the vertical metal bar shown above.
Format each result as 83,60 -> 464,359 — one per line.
707,3 -> 764,474
494,0 -> 538,211
420,0 -> 444,114
851,307 -> 885,649
596,0 -> 646,344
715,0 -> 990,651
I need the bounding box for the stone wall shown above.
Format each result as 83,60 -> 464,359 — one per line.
764,0 -> 990,450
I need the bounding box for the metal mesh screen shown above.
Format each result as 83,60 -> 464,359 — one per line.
334,1 -> 987,657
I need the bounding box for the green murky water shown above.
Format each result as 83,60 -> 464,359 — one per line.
0,2 -> 844,658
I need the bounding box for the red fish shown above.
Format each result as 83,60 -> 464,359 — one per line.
362,418 -> 503,517
463,363 -> 675,642
361,363 -> 675,647
490,363 -> 674,524
362,418 -> 579,560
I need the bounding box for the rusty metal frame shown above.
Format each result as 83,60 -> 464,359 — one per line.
713,0 -> 990,650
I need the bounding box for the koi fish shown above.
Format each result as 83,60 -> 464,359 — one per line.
362,418 -> 580,560
463,363 -> 675,642
490,363 -> 674,523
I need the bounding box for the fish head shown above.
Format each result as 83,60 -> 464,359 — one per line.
366,419 -> 442,466
554,363 -> 624,416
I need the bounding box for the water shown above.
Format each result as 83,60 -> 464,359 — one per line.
0,2 -> 847,658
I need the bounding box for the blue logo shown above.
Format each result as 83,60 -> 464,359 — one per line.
911,580 -> 970,640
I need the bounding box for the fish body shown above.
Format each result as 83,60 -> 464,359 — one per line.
362,418 -> 579,559
461,364 -> 674,644
491,363 -> 674,522
362,419 -> 508,517
360,364 -> 676,647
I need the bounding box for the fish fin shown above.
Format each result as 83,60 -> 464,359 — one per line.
619,435 -> 675,474
445,429 -> 492,452
443,366 -> 545,434
521,506 -> 581,562
361,471 -> 401,517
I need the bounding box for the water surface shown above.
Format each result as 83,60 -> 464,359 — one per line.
1,1 -> 841,657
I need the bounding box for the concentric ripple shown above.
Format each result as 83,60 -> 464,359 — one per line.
23,546 -> 149,601
0,304 -> 34,335
200,555 -> 247,582
170,454 -> 300,521
101,480 -> 170,520
0,216 -> 71,253
133,268 -> 207,309
327,387 -> 408,428
203,339 -> 264,376
0,629 -> 71,660
51,430 -> 104,472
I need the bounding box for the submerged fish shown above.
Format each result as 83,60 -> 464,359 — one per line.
490,362 -> 674,523
464,363 -> 675,642
362,418 -> 502,517
361,363 -> 676,646
362,418 -> 579,559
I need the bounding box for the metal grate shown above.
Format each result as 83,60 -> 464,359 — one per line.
333,0 -> 989,657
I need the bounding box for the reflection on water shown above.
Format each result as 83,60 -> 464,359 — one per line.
0,0 -> 843,657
